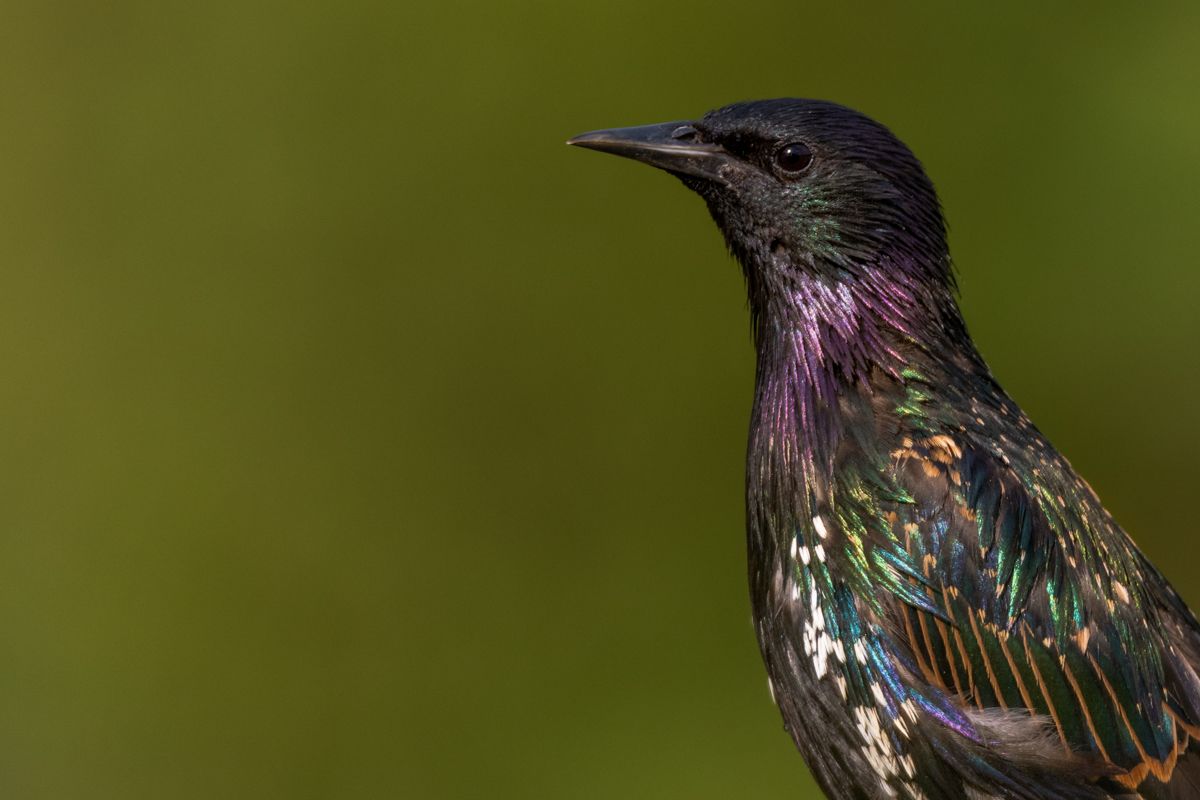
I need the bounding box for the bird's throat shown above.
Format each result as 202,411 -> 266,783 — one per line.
744,265 -> 919,550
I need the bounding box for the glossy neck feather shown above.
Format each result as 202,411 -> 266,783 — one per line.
738,238 -> 972,538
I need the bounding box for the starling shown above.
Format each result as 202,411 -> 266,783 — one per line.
569,99 -> 1200,799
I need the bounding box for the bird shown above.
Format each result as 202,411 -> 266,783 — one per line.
568,99 -> 1200,799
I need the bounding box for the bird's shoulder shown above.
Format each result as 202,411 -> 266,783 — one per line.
825,366 -> 1200,794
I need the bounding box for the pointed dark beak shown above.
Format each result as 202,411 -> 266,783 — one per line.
567,121 -> 730,185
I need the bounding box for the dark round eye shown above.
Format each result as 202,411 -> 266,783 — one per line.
774,142 -> 812,174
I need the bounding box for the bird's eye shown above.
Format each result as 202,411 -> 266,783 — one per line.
774,142 -> 813,174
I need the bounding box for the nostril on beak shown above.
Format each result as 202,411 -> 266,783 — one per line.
671,125 -> 698,141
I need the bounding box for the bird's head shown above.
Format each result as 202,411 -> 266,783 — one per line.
571,99 -> 957,339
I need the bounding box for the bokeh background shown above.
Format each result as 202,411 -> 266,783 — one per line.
0,2 -> 1198,797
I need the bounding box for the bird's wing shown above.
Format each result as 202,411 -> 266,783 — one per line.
850,425 -> 1200,795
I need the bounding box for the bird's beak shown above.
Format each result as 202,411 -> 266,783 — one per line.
568,121 -> 730,185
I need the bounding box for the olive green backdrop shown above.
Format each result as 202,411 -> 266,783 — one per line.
0,2 -> 1198,798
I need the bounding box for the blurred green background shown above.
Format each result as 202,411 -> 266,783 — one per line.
0,2 -> 1197,797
